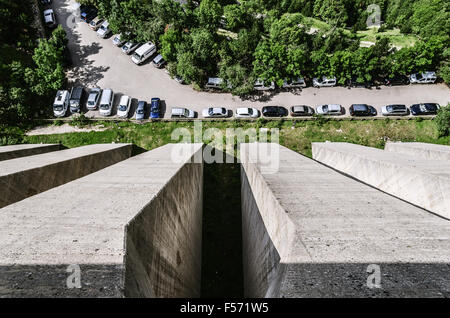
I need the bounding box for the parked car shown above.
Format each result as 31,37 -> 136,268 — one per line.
290,105 -> 314,116
384,75 -> 410,86
254,79 -> 275,91
346,76 -> 372,88
410,71 -> 437,84
174,75 -> 185,84
202,107 -> 228,118
171,107 -> 196,119
150,98 -> 161,119
313,76 -> 337,87
235,107 -> 259,118
99,89 -> 114,117
53,90 -> 69,118
152,54 -> 166,68
135,101 -> 147,120
80,6 -> 97,23
205,77 -> 223,89
349,104 -> 376,116
282,77 -> 307,89
262,106 -> 288,117
117,95 -> 131,118
86,88 -> 101,110
97,21 -> 112,38
69,87 -> 84,114
131,42 -> 156,65
89,17 -> 104,31
316,104 -> 343,115
381,104 -> 409,116
43,9 -> 57,28
112,34 -> 126,46
121,42 -> 140,55
410,103 -> 440,115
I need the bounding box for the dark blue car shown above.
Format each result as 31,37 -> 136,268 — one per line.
150,98 -> 160,119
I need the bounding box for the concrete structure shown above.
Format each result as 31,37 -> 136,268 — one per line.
385,142 -> 450,161
0,143 -> 132,208
0,144 -> 60,161
240,143 -> 450,297
312,142 -> 450,219
0,143 -> 203,297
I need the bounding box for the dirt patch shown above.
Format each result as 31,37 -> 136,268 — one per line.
26,123 -> 108,136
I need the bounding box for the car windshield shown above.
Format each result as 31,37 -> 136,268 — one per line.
416,73 -> 423,80
425,104 -> 437,111
132,53 -> 141,61
322,105 -> 328,112
53,105 -> 63,111
151,108 -> 158,114
137,109 -> 144,114
119,105 -> 127,111
100,104 -> 109,110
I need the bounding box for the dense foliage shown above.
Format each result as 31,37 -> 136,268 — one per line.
436,105 -> 450,137
0,0 -> 68,127
79,0 -> 449,95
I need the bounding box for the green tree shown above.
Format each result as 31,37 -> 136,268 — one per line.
197,0 -> 223,32
435,105 -> 450,137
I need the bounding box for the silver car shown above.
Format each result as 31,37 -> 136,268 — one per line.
202,107 -> 228,118
381,104 -> 409,116
121,42 -> 140,54
86,88 -> 102,110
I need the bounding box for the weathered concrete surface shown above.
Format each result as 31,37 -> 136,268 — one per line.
0,143 -> 203,297
385,142 -> 450,161
0,143 -> 132,208
0,144 -> 60,161
312,142 -> 450,219
241,143 -> 450,297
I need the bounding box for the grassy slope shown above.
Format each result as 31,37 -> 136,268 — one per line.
23,119 -> 450,158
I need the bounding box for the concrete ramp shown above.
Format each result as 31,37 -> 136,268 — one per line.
312,142 -> 450,219
385,142 -> 450,161
0,144 -> 60,161
241,143 -> 450,297
0,143 -> 132,208
0,143 -> 203,297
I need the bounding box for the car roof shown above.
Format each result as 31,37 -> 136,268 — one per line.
292,106 -> 307,112
352,104 -> 368,110
208,77 -> 223,84
236,107 -> 251,114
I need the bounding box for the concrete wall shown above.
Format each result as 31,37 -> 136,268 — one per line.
0,143 -> 204,297
0,144 -> 60,162
385,142 -> 450,161
312,142 -> 450,219
240,143 -> 450,297
0,143 -> 132,208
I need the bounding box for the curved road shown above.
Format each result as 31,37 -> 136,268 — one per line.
54,0 -> 450,119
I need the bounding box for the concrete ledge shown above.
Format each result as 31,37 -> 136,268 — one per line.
0,143 -> 203,297
0,143 -> 132,208
241,143 -> 450,297
385,142 -> 450,161
312,142 -> 450,219
0,144 -> 60,162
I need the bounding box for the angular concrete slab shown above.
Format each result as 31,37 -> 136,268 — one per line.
312,142 -> 450,219
0,143 -> 203,298
0,144 -> 60,161
241,143 -> 450,297
0,143 -> 132,208
385,142 -> 450,161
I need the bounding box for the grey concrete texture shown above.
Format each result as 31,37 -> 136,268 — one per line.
0,143 -> 132,209
385,142 -> 450,161
240,143 -> 450,297
0,144 -> 60,162
312,142 -> 450,219
0,143 -> 203,297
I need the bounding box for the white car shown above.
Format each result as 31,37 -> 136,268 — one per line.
202,107 -> 228,118
283,77 -> 307,89
254,79 -> 275,91
171,107 -> 196,119
122,42 -> 139,54
235,107 -> 259,118
409,71 -> 437,84
316,104 -> 343,115
53,90 -> 69,117
117,95 -> 131,118
381,104 -> 409,116
97,21 -> 111,38
313,76 -> 337,87
112,34 -> 126,46
43,9 -> 57,28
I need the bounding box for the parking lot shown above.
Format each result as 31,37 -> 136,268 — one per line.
55,0 -> 450,120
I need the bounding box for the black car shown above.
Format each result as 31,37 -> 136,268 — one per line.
262,106 -> 288,117
349,104 -> 377,116
346,76 -> 372,88
40,0 -> 52,5
384,75 -> 410,86
290,105 -> 314,116
410,103 -> 440,115
69,86 -> 84,113
80,5 -> 98,23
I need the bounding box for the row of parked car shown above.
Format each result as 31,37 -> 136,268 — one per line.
52,86 -> 441,119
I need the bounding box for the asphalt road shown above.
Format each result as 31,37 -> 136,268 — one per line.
53,0 -> 450,120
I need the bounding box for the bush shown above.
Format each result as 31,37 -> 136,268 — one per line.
435,105 -> 450,137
